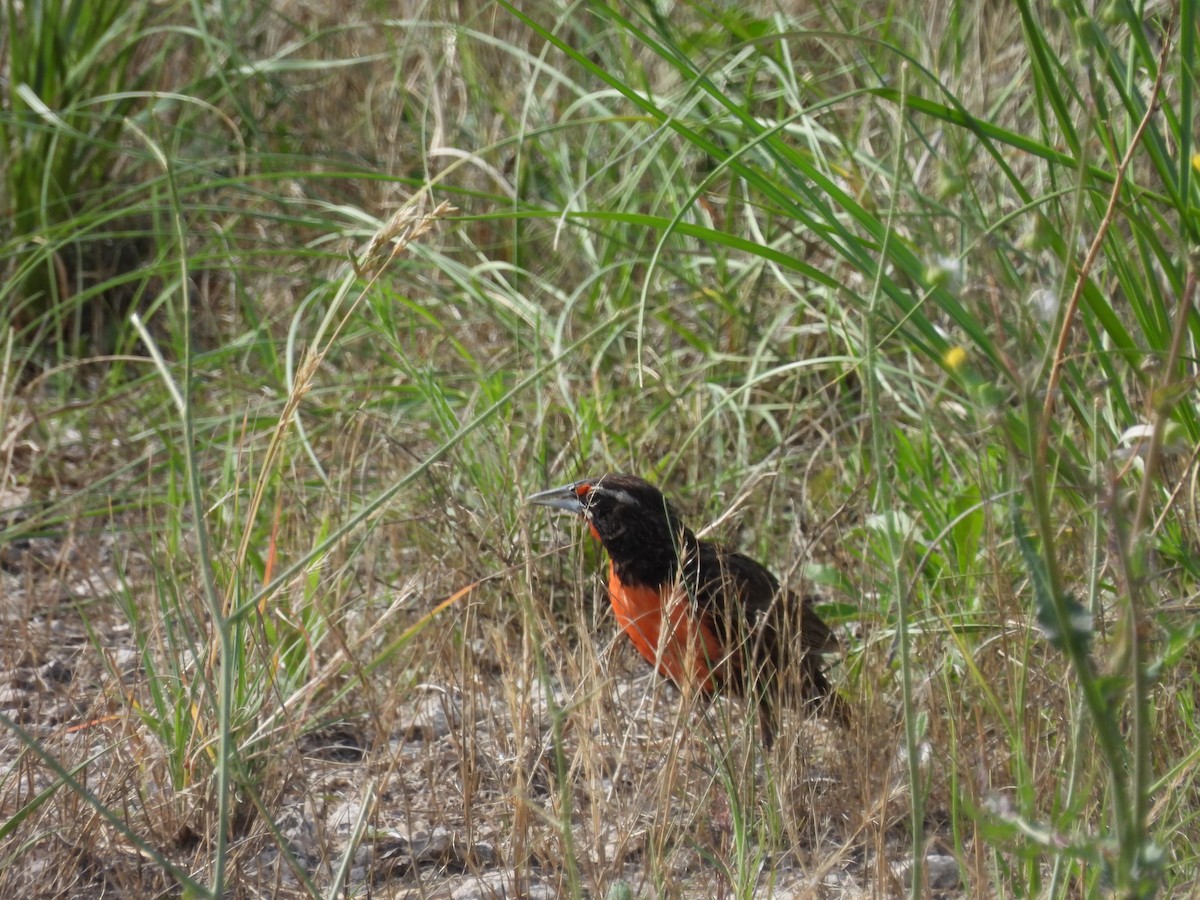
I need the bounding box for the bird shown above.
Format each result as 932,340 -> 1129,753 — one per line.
529,473 -> 847,745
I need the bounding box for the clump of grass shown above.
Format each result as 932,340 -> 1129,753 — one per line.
0,0 -> 156,358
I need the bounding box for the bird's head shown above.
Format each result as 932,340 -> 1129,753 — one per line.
528,474 -> 687,582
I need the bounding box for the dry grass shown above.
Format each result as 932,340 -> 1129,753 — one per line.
2,0 -> 1198,897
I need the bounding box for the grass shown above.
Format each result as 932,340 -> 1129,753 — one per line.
1,0 -> 1198,896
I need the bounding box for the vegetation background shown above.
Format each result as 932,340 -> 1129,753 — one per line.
1,0 -> 1197,897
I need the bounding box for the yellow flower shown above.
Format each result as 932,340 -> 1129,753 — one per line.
943,346 -> 968,372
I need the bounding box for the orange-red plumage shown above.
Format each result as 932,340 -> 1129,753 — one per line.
606,562 -> 724,692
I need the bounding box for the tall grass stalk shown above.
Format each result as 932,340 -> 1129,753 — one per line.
866,62 -> 925,898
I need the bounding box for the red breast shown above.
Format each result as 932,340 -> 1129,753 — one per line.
606,562 -> 724,693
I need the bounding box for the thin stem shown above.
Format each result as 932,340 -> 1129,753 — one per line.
867,62 -> 924,900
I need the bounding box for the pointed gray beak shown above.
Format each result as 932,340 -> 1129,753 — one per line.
527,482 -> 585,514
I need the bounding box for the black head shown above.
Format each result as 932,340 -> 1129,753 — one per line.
529,473 -> 688,587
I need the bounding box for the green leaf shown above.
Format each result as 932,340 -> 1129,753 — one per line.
1013,509 -> 1092,653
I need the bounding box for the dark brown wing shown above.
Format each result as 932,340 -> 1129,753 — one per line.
683,536 -> 845,740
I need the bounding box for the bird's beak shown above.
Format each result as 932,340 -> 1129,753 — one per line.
527,482 -> 585,514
